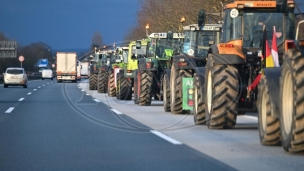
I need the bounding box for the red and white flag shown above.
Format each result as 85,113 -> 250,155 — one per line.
271,26 -> 279,67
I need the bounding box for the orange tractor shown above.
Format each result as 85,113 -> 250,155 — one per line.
195,0 -> 304,153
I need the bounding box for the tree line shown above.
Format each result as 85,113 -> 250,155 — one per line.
0,32 -> 53,74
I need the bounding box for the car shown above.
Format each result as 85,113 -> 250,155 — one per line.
42,69 -> 53,80
3,67 -> 28,88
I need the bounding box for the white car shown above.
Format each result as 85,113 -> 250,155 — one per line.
3,67 -> 28,88
42,69 -> 53,80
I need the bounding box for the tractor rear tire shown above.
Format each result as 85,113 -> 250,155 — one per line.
138,71 -> 152,106
116,72 -> 121,99
108,72 -> 116,97
205,56 -> 238,129
257,75 -> 281,146
163,74 -> 170,112
193,73 -> 206,125
134,70 -> 139,104
97,70 -> 108,93
89,73 -> 97,90
170,65 -> 192,114
280,49 -> 304,154
120,77 -> 132,100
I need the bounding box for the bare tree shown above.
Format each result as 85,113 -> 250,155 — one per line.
125,0 -> 224,41
91,32 -> 103,50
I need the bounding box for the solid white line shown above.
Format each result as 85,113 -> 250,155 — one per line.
150,130 -> 182,145
27,92 -> 32,95
93,99 -> 100,102
33,89 -> 37,91
243,115 -> 258,120
5,107 -> 14,113
18,98 -> 25,101
110,109 -> 123,115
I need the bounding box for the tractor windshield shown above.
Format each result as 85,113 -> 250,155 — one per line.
131,45 -> 146,59
196,31 -> 217,57
223,8 -> 295,48
157,39 -> 181,58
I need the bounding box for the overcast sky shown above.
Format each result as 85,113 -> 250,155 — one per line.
0,0 -> 140,50
0,0 -> 303,51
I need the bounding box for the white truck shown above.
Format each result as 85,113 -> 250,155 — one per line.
56,52 -> 77,82
80,61 -> 90,79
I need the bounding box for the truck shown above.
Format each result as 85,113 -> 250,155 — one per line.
56,52 -> 77,82
80,61 -> 90,79
37,59 -> 49,72
76,61 -> 81,81
135,32 -> 184,106
165,23 -> 222,115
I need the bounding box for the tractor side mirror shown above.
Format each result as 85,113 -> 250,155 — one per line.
136,40 -> 141,49
167,31 -> 173,40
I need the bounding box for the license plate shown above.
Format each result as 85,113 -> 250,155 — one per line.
11,76 -> 18,79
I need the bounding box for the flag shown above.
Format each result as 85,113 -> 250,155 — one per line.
262,25 -> 275,67
271,26 -> 279,67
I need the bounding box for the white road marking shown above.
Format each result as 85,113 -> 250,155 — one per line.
5,107 -> 15,113
93,99 -> 100,102
110,109 -> 123,115
81,90 -> 84,91
27,92 -> 32,95
33,89 -> 37,91
150,130 -> 182,145
86,94 -> 90,96
243,115 -> 258,120
43,85 -> 45,86
47,83 -> 49,84
38,86 -> 41,88
18,98 -> 25,101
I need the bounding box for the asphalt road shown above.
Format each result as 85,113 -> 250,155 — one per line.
78,80 -> 304,171
0,79 -> 237,171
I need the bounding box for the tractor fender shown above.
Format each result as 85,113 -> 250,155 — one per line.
263,67 -> 281,118
194,67 -> 206,92
209,45 -> 245,65
172,54 -> 197,69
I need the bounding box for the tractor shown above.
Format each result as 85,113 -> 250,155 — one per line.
89,48 -> 108,90
116,39 -> 148,100
164,23 -> 222,115
198,0 -> 304,154
107,46 -> 129,97
135,32 -> 184,106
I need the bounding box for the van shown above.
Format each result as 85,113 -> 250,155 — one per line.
42,69 -> 53,80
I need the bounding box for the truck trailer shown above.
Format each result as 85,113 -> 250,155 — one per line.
56,52 -> 77,83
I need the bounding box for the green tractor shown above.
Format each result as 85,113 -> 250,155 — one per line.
89,49 -> 109,90
135,32 -> 184,106
116,39 -> 148,100
96,49 -> 115,93
107,46 -> 129,97
164,23 -> 222,116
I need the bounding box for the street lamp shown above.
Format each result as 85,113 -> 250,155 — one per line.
180,16 -> 186,32
146,24 -> 150,37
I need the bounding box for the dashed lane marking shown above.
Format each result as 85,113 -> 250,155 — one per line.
5,107 -> 15,113
243,115 -> 258,120
93,99 -> 100,102
27,92 -> 32,95
110,109 -> 123,115
33,89 -> 37,91
18,98 -> 25,101
150,130 -> 182,145
38,86 -> 41,88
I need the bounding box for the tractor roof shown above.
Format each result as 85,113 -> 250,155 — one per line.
225,0 -> 294,9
